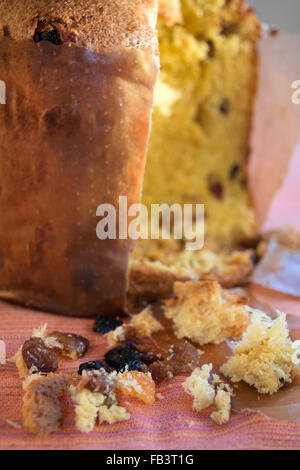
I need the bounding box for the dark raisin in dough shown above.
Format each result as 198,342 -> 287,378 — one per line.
93,315 -> 123,334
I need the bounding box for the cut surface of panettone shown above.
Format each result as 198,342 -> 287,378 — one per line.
142,0 -> 260,246
164,280 -> 249,345
129,238 -> 256,302
220,308 -> 300,394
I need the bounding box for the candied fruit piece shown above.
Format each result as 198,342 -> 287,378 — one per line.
167,341 -> 199,375
105,346 -> 140,371
22,337 -> 58,374
117,371 -> 155,404
93,315 -> 123,334
49,331 -> 89,359
78,360 -> 110,375
147,361 -> 174,384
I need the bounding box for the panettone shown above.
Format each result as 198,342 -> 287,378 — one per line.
0,0 -> 260,317
0,0 -> 159,317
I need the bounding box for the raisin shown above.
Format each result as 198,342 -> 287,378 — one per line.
229,164 -> 240,180
219,98 -> 231,115
83,369 -> 116,394
93,315 -> 123,334
148,361 -> 174,384
220,21 -> 237,36
209,180 -> 224,200
136,345 -> 164,366
49,331 -> 89,359
105,346 -> 141,371
78,360 -> 110,375
122,359 -> 146,372
206,39 -> 215,59
34,21 -> 61,45
167,341 -> 199,375
22,337 -> 58,374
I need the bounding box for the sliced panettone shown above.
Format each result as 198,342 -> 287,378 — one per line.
164,280 -> 249,345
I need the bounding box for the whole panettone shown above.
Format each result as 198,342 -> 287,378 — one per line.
0,0 -> 159,317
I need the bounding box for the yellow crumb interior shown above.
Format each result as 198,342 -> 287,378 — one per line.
142,0 -> 259,246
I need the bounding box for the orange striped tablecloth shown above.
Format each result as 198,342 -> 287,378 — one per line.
0,291 -> 300,451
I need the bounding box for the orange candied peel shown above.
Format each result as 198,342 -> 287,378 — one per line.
117,371 -> 155,404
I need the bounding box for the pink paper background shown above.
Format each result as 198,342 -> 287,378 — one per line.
250,33 -> 300,230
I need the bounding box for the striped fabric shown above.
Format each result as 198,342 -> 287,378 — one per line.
0,295 -> 300,450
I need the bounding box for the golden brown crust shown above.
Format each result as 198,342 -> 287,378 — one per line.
158,0 -> 183,25
0,2 -> 159,317
0,0 -> 158,51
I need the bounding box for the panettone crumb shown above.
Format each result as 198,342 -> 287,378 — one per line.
156,393 -> 164,400
98,405 -> 130,424
210,389 -> 232,425
183,364 -> 215,412
107,306 -> 163,345
6,419 -> 22,429
73,388 -> 106,433
72,370 -> 130,433
220,307 -> 300,394
22,373 -> 69,436
165,280 -> 249,345
184,364 -> 232,424
130,307 -> 164,338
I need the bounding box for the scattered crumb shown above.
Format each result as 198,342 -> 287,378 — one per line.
72,370 -> 129,432
107,306 -> 164,345
6,419 -> 22,429
156,393 -> 164,400
220,307 -> 300,394
184,364 -> 232,425
183,364 -> 215,412
130,306 -> 164,337
189,420 -> 195,427
164,281 -> 249,345
210,389 -> 232,425
98,405 -> 130,424
0,340 -> 6,365
22,373 -> 69,436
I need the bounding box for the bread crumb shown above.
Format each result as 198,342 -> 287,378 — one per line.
210,390 -> 231,425
183,364 -> 215,412
156,393 -> 164,400
165,281 -> 249,345
0,340 -> 6,364
107,306 -> 163,346
98,405 -> 130,424
220,307 -> 300,394
72,370 -> 129,432
22,373 -> 68,436
130,307 -> 164,338
6,419 -> 22,429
